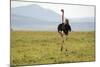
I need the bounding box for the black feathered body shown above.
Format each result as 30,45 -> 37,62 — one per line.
58,23 -> 71,35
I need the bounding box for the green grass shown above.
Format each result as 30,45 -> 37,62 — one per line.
11,31 -> 95,66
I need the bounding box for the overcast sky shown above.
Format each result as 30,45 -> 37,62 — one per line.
11,0 -> 95,18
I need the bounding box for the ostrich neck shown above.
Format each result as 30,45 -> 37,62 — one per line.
62,12 -> 64,23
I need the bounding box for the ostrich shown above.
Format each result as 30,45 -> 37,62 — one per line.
57,9 -> 71,51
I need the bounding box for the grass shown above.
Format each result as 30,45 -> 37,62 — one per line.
11,31 -> 95,66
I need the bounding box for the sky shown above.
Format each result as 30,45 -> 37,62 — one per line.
11,0 -> 95,18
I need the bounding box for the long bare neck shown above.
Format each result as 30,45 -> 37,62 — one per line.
62,12 -> 64,23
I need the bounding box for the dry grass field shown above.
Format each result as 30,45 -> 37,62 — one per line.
11,31 -> 95,66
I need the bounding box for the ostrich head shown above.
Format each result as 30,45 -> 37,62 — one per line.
61,9 -> 64,13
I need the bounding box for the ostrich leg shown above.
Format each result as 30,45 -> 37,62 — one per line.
61,37 -> 64,51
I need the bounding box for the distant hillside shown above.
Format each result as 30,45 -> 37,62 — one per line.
11,15 -> 95,31
11,14 -> 58,31
11,4 -> 61,22
11,4 -> 95,31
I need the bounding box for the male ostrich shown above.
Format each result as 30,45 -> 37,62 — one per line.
57,9 -> 71,51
